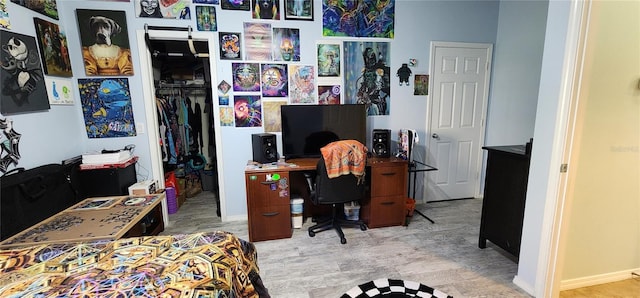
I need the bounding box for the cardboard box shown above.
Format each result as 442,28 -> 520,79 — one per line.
128,180 -> 157,196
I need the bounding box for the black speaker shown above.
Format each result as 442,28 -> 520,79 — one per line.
372,129 -> 391,158
252,133 -> 278,164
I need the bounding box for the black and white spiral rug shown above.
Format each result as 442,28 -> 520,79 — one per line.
341,278 -> 452,298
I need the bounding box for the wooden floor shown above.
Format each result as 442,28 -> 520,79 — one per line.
560,277 -> 640,297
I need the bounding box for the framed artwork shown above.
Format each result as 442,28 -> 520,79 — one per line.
414,74 -> 429,96
0,30 -> 50,114
252,0 -> 279,20
219,106 -> 233,126
322,0 -> 394,38
263,100 -> 286,132
232,62 -> 260,92
196,6 -> 216,31
219,32 -> 241,60
284,0 -> 312,21
234,95 -> 262,127
344,41 -> 391,115
45,77 -> 74,105
318,85 -> 340,105
78,78 -> 137,138
221,0 -> 249,11
288,64 -> 315,103
1,0 -> 10,29
135,0 -> 192,19
317,42 -> 340,77
260,63 -> 288,97
76,9 -> 133,76
33,18 -> 72,77
272,27 -> 299,61
243,22 -> 271,61
10,0 -> 58,20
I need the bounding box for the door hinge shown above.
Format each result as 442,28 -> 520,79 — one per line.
560,164 -> 568,173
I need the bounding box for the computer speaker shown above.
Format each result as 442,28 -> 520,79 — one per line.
252,133 -> 278,164
372,129 -> 391,158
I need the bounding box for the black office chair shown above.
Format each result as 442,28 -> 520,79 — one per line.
305,156 -> 367,244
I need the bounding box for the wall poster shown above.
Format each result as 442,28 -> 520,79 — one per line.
78,78 -> 137,138
322,0 -> 394,38
33,17 -> 72,77
344,41 -> 391,115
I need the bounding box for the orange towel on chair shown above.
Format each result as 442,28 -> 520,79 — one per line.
320,140 -> 368,182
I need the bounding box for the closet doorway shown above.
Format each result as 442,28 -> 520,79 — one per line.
137,29 -> 225,225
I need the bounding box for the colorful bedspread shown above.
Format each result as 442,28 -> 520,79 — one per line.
0,231 -> 270,297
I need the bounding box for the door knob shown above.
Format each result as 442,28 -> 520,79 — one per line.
432,133 -> 440,140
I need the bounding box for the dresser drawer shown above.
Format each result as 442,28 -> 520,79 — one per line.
367,196 -> 405,228
370,165 -> 405,197
247,205 -> 292,242
245,172 -> 290,208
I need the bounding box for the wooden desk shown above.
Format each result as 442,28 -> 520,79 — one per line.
244,157 -> 408,242
0,193 -> 165,249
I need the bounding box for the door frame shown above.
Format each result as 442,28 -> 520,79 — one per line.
136,29 -> 226,225
425,41 -> 493,200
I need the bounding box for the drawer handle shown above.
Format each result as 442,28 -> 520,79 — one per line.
262,212 -> 280,217
381,172 -> 396,176
260,181 -> 276,185
381,201 -> 395,205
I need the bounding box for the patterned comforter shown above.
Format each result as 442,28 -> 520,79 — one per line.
0,231 -> 270,297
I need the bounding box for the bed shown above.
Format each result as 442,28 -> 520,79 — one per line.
0,231 -> 270,297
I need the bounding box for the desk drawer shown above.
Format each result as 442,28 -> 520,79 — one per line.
248,205 -> 292,242
367,196 -> 405,228
245,172 -> 290,208
370,165 -> 406,197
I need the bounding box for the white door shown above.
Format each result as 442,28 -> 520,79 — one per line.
426,42 -> 492,201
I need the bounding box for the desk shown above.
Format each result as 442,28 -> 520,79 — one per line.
244,157 -> 408,242
0,193 -> 165,248
408,160 -> 438,223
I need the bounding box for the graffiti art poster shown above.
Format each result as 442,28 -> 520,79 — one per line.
232,62 -> 260,92
318,85 -> 340,105
219,32 -> 241,60
45,77 -> 74,104
0,30 -> 50,114
322,0 -> 394,38
261,63 -> 287,97
243,22 -> 271,61
263,100 -> 286,132
272,27 -> 299,61
234,95 -> 261,127
288,64 -> 314,103
78,78 -> 136,138
135,0 -> 192,19
344,41 -> 390,115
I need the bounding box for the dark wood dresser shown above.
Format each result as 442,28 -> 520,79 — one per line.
479,145 -> 531,258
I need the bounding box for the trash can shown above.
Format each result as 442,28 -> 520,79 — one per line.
290,197 -> 304,228
344,201 -> 360,220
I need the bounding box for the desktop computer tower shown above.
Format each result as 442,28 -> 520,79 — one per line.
252,133 -> 278,164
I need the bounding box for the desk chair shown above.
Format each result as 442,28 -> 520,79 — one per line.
306,157 -> 367,244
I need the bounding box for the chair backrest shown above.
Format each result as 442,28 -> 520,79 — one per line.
313,157 -> 365,205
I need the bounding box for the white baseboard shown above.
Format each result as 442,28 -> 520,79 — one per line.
560,268 -> 640,291
223,214 -> 248,222
512,275 -> 536,296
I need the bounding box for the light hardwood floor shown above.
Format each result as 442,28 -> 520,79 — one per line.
160,191 -> 636,297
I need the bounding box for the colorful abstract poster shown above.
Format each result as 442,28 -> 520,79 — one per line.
196,6 -> 216,31
45,77 -> 74,104
284,0 -> 312,21
0,31 -> 50,114
318,85 -> 340,105
344,41 -> 391,115
414,74 -> 429,96
78,78 -> 136,138
0,0 -> 10,29
219,32 -> 241,60
135,0 -> 192,19
252,0 -> 279,20
263,100 -> 286,132
221,0 -> 249,11
76,9 -> 133,76
272,27 -> 299,61
289,65 -> 315,103
219,106 -> 233,126
232,62 -> 260,92
260,63 -> 287,97
33,18 -> 72,77
10,0 -> 58,20
243,22 -> 271,61
234,95 -> 261,127
317,43 -> 340,77
322,0 -> 394,38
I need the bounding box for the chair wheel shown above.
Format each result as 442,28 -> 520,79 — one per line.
360,224 -> 367,231
340,237 -> 347,244
309,230 -> 315,237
